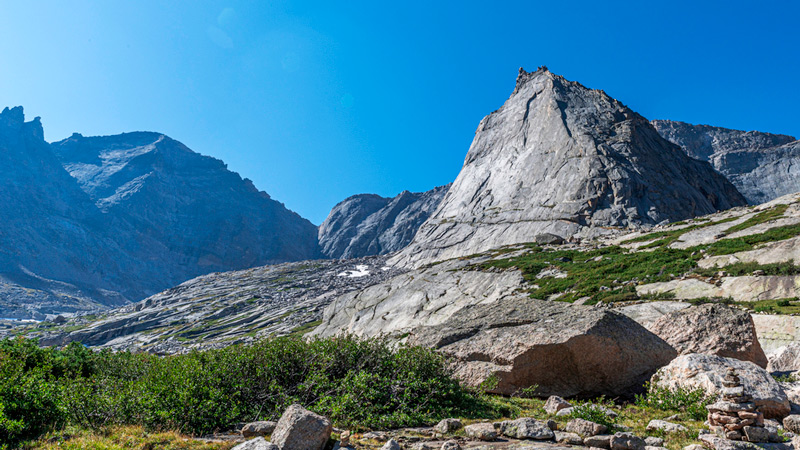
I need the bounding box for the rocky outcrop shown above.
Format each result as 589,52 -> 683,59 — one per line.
318,185 -> 449,259
0,107 -> 321,319
651,353 -> 790,419
392,68 -> 746,267
652,120 -> 799,205
408,296 -> 677,398
767,343 -> 800,373
647,304 -> 768,368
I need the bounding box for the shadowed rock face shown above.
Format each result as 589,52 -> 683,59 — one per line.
318,185 -> 449,259
392,68 -> 747,268
652,120 -> 800,205
0,107 -> 320,319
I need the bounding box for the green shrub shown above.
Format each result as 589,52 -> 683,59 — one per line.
569,403 -> 616,430
634,382 -> 712,420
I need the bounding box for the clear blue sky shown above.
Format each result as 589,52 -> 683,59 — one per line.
1,1 -> 798,225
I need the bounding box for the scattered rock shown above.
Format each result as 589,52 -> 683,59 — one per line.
271,404 -> 333,450
241,421 -> 277,438
566,418 -> 609,437
584,435 -> 612,449
339,430 -> 351,446
381,439 -> 401,450
699,433 -> 761,450
646,420 -> 688,434
647,304 -> 768,368
783,415 -> 800,433
768,343 -> 800,372
465,422 -> 497,441
545,395 -> 572,414
535,233 -> 566,245
441,440 -> 461,450
555,431 -> 585,445
683,445 -> 705,450
644,437 -> 664,447
651,354 -> 790,418
498,417 -> 554,440
434,418 -> 463,434
557,407 -> 574,417
610,432 -> 646,450
231,437 -> 278,450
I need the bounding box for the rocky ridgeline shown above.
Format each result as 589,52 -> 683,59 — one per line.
653,120 -> 799,205
11,256 -> 401,353
318,184 -> 450,259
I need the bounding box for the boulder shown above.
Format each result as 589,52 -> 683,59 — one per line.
241,421 -> 277,438
768,343 -> 800,373
784,415 -> 800,433
566,418 -> 608,437
645,420 -> 688,433
409,297 -> 677,397
381,439 -> 401,450
651,354 -> 790,419
441,441 -> 461,450
647,304 -> 768,368
231,438 -> 278,450
535,233 -> 566,245
271,404 -> 332,450
610,432 -> 646,450
464,422 -> 497,441
644,437 -> 664,447
699,433 -> 761,450
544,395 -> 572,414
433,418 -> 463,434
555,431 -> 584,445
498,417 -> 554,440
585,435 -> 613,449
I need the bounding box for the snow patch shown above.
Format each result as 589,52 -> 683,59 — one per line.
337,265 -> 370,278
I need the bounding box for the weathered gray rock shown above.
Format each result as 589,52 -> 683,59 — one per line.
645,420 -> 688,433
584,435 -> 613,449
544,396 -> 572,415
555,431 -> 584,445
409,297 -> 677,398
651,354 -> 790,419
683,444 -> 704,450
653,120 -> 799,205
271,404 -> 332,450
381,439 -> 401,450
241,421 -> 277,437
647,304 -> 768,368
499,417 -> 555,440
464,422 -> 497,441
610,432 -> 646,450
644,437 -> 664,447
769,343 -> 800,373
391,68 -> 746,268
783,415 -> 800,433
441,440 -> 461,450
566,418 -> 608,437
318,185 -> 450,259
699,433 -> 761,450
231,438 -> 278,450
433,418 -> 463,434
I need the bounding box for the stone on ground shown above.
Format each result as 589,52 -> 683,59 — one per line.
651,353 -> 790,419
464,422 -> 497,441
768,343 -> 800,372
433,418 -> 463,434
498,417 -> 555,440
644,437 -> 664,447
270,404 -> 332,450
646,420 -> 688,433
241,421 -> 277,438
566,418 -> 609,437
381,439 -> 401,450
441,440 -> 461,450
610,432 -> 646,450
231,437 -> 278,450
544,395 -> 572,414
647,304 -> 768,368
784,414 -> 800,433
584,435 -> 613,449
555,431 -> 584,445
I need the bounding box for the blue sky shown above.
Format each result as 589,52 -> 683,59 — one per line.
1,1 -> 798,224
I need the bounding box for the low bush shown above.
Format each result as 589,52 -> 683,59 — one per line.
0,335 -> 498,449
634,382 -> 712,421
569,403 -> 616,430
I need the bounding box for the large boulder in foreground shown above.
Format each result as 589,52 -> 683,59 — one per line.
409,297 -> 677,398
648,304 -> 768,368
651,353 -> 789,419
271,404 -> 332,450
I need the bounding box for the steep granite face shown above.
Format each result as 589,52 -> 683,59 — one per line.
318,185 -> 450,259
0,107 -> 320,319
652,120 -> 799,205
392,68 -> 747,267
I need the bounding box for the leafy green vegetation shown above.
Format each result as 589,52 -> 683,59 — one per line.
23,426 -> 234,450
694,260 -> 800,277
724,204 -> 789,234
703,223 -> 800,256
0,336 -> 503,449
569,403 -> 616,430
634,383 -> 713,421
622,217 -> 736,246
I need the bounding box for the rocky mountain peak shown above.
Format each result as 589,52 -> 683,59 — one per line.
0,106 -> 25,128
391,68 -> 747,267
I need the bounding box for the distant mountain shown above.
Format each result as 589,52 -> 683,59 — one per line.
0,107 -> 319,319
392,68 -> 747,267
318,185 -> 450,259
652,120 -> 799,205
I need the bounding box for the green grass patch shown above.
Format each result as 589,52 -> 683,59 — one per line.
725,204 -> 789,234
622,217 -> 736,246
694,260 -> 800,277
286,320 -> 322,339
